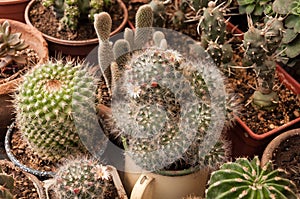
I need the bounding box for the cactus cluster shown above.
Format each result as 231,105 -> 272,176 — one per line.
95,5 -> 236,172
0,20 -> 28,69
53,158 -> 115,199
41,0 -> 109,31
242,17 -> 284,109
205,156 -> 298,199
14,60 -> 99,161
198,1 -> 233,66
0,168 -> 14,199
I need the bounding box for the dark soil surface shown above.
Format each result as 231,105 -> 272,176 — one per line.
28,0 -> 125,41
273,134 -> 300,194
0,160 -> 40,199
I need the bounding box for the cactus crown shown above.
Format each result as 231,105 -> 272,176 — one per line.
205,156 -> 298,199
0,20 -> 28,69
0,168 -> 14,199
41,0 -> 110,31
14,59 -> 99,161
53,158 -> 116,199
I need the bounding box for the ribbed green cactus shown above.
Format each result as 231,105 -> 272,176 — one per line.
205,156 -> 298,199
42,0 -> 108,31
53,158 -> 115,199
198,1 -> 233,66
0,168 -> 14,199
0,20 -> 28,69
14,60 -> 97,161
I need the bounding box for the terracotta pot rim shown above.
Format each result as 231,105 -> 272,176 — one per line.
24,0 -> 128,46
0,18 -> 48,95
0,0 -> 29,5
261,128 -> 300,166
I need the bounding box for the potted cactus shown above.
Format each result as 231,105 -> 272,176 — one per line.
44,157 -> 127,199
0,159 -> 46,198
205,156 -> 298,199
24,0 -> 128,57
5,58 -> 108,177
95,5 -> 238,198
227,15 -> 300,158
0,19 -> 48,142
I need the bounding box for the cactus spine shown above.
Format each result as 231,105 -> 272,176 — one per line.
205,156 -> 298,199
14,60 -> 97,161
53,158 -> 115,199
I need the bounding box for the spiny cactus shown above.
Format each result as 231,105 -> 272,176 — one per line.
14,59 -> 98,161
42,0 -> 108,31
149,0 -> 166,27
243,17 -> 284,110
0,20 -> 28,69
198,1 -> 233,66
205,156 -> 298,199
0,168 -> 14,199
53,158 -> 115,199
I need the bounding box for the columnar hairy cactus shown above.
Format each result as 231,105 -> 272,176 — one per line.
205,156 -> 298,199
198,1 -> 233,66
14,60 -> 98,161
243,17 -> 284,109
42,0 -> 107,31
0,20 -> 28,68
0,168 -> 14,199
53,158 -> 114,199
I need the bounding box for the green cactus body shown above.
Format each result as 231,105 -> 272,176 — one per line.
264,17 -> 284,55
42,0 -> 105,31
0,20 -> 28,68
198,1 -> 232,66
15,60 -> 97,161
205,156 -> 298,199
0,169 -> 14,199
54,158 -> 114,199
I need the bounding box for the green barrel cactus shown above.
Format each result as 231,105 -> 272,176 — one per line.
14,60 -> 98,161
0,20 -> 28,68
205,156 -> 298,199
52,158 -> 115,199
0,168 -> 14,199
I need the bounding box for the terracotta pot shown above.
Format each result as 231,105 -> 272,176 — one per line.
0,19 -> 48,142
261,128 -> 300,197
122,155 -> 210,199
24,0 -> 128,58
0,0 -> 29,22
223,23 -> 300,158
0,159 -> 46,199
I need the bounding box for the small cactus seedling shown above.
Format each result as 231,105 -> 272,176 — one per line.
41,0 -> 109,31
205,156 -> 298,199
0,20 -> 28,70
0,168 -> 14,199
14,59 -> 99,161
52,158 -> 116,199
